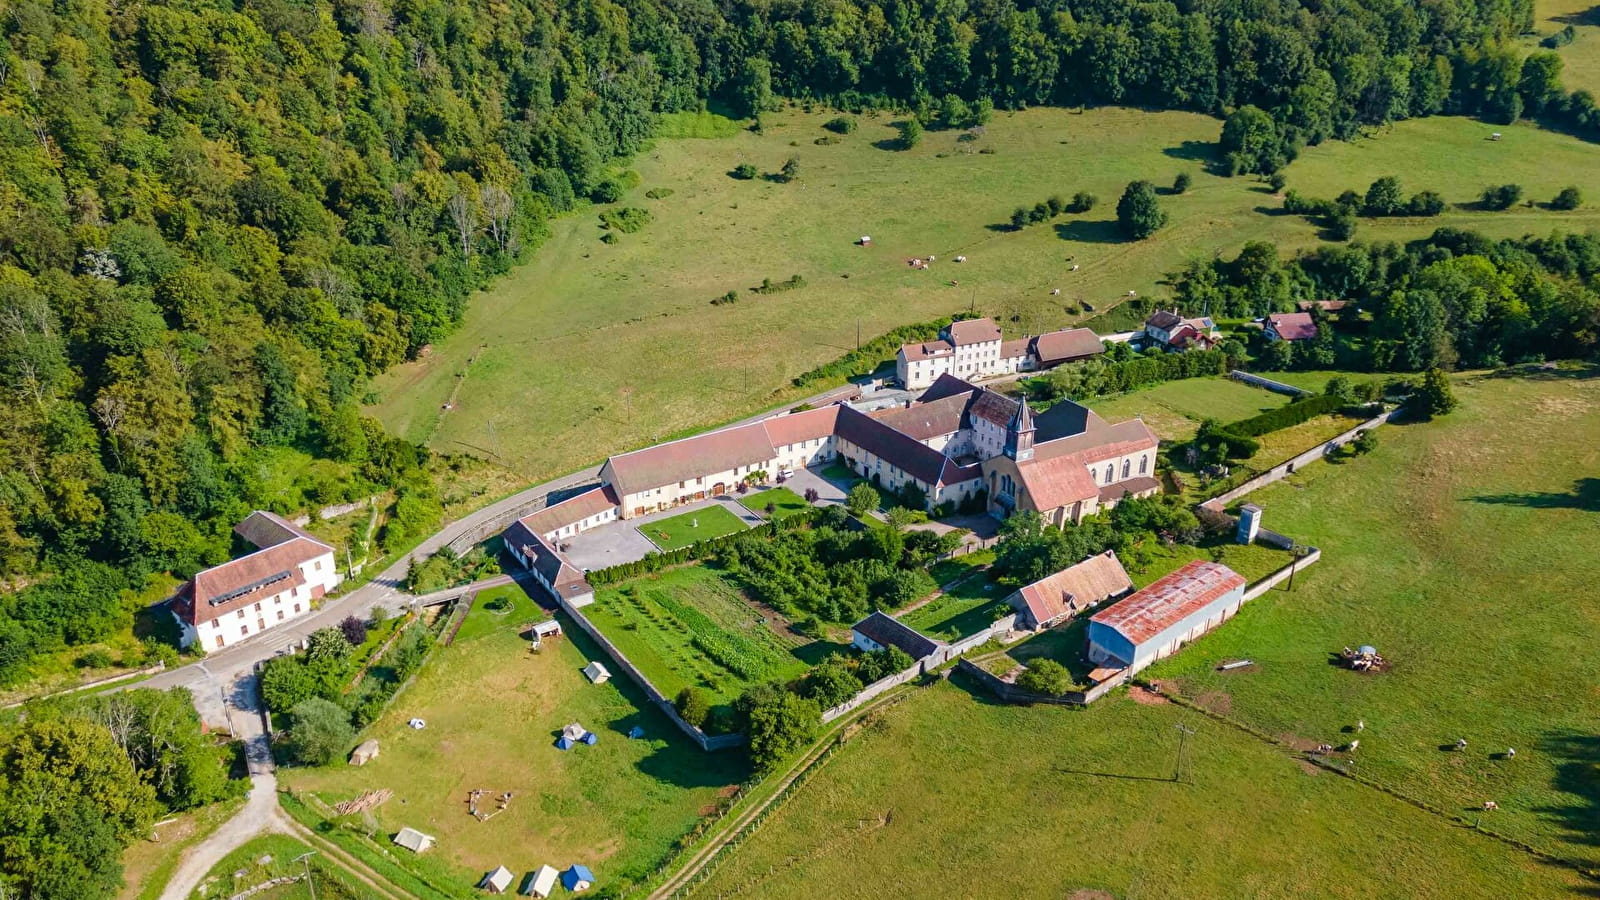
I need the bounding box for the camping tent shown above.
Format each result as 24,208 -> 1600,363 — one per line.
581,661 -> 610,684
349,739 -> 380,766
562,723 -> 588,742
532,620 -> 562,638
480,865 -> 514,894
581,731 -> 598,745
523,865 -> 560,898
627,726 -> 645,739
555,736 -> 574,751
561,865 -> 595,893
392,827 -> 435,854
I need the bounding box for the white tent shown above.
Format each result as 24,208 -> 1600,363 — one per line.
392,827 -> 434,854
480,865 -> 514,894
581,661 -> 611,684
562,722 -> 589,742
523,865 -> 560,898
349,739 -> 380,766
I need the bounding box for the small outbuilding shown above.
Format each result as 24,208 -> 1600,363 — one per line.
1008,550 -> 1133,631
581,731 -> 598,745
392,827 -> 435,854
562,865 -> 595,893
522,865 -> 560,898
850,611 -> 943,662
531,620 -> 562,639
556,736 -> 575,751
581,661 -> 611,684
480,865 -> 515,894
349,739 -> 380,766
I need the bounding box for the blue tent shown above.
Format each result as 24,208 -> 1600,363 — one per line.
581,731 -> 598,745
627,726 -> 645,739
561,865 -> 594,892
556,736 -> 574,751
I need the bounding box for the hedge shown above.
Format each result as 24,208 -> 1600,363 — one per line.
1225,392 -> 1349,437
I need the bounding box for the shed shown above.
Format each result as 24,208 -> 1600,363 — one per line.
480,865 -> 515,894
581,661 -> 611,684
392,827 -> 435,854
562,865 -> 595,893
850,611 -> 943,661
523,865 -> 560,898
1087,561 -> 1247,676
531,620 -> 562,638
1008,550 -> 1133,631
349,739 -> 380,766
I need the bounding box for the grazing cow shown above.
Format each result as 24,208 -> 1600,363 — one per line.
1456,738 -> 1468,751
1506,748 -> 1516,758
1483,801 -> 1499,810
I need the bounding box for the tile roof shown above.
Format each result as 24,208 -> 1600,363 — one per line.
966,388 -> 1019,427
868,394 -> 968,441
234,510 -> 328,552
899,340 -> 954,362
1031,328 -> 1104,365
1090,560 -> 1246,646
999,337 -> 1032,360
1267,312 -> 1319,341
852,611 -> 943,659
1098,475 -> 1162,503
183,537 -> 328,625
1014,550 -> 1133,626
516,483 -> 621,538
947,317 -> 1002,345
604,423 -> 776,497
916,373 -> 982,404
1145,309 -> 1183,330
761,405 -> 841,447
1033,398 -> 1101,443
835,405 -> 973,486
1015,453 -> 1101,510
1033,418 -> 1157,463
506,522 -> 592,600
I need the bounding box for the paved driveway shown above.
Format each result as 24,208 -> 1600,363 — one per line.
560,495 -> 767,571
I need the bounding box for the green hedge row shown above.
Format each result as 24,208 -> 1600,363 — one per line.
1225,392 -> 1349,437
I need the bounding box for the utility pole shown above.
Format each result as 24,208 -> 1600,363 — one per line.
293,851 -> 318,900
1174,722 -> 1196,783
856,317 -> 860,351
1287,544 -> 1310,591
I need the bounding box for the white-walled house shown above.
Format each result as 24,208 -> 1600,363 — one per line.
896,319 -> 1106,389
171,511 -> 341,650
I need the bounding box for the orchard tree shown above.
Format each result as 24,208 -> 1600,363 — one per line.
1017,659 -> 1072,695
674,687 -> 710,729
1116,181 -> 1168,240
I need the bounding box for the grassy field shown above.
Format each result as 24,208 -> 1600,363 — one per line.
585,566 -> 841,710
687,679 -> 1583,899
898,574 -> 1008,641
1086,376 -> 1293,441
189,835 -> 364,900
1144,369 -> 1600,867
118,799 -> 245,900
1528,0 -> 1600,97
369,107 -> 1600,483
278,585 -> 747,895
740,487 -> 810,520
638,505 -> 749,551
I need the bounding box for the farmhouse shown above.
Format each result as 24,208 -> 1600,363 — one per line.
895,317 -> 1105,389
1008,550 -> 1134,631
170,511 -> 342,650
1264,312 -> 1319,342
1142,310 -> 1219,352
1086,560 -> 1247,675
852,611 -> 943,660
503,523 -> 595,607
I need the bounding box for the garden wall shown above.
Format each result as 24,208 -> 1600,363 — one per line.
1229,370 -> 1313,397
821,615 -> 1019,723
1242,547 -> 1322,601
953,658 -> 1127,706
551,590 -> 745,752
1201,406 -> 1398,512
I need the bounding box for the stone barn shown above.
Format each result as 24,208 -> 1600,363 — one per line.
1086,560 -> 1246,676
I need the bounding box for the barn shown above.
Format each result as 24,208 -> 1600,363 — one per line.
1086,561 -> 1246,676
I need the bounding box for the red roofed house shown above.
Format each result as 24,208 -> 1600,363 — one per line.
1264,312 -> 1319,342
1142,310 -> 1219,352
1086,560 -> 1247,675
171,511 -> 341,650
1008,550 -> 1134,631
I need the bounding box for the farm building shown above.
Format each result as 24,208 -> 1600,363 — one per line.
1087,561 -> 1247,676
1008,550 -> 1134,631
480,865 -> 515,893
523,865 -> 560,898
1264,312 -> 1319,342
851,611 -> 943,661
581,661 -> 611,683
503,523 -> 595,608
349,739 -> 380,766
392,827 -> 434,853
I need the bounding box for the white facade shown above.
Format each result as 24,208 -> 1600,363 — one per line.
181,548 -> 340,650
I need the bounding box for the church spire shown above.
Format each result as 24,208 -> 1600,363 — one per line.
1005,395 -> 1035,461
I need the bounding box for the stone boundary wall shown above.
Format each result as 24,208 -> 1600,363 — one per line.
552,590 -> 745,752
954,658 -> 1129,705
445,486 -> 592,556
821,614 -> 1018,723
1229,370 -> 1312,397
1243,547 -> 1322,601
820,665 -> 923,723
1202,407 -> 1397,512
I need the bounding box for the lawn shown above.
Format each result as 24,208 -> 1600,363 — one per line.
585,566 -> 842,711
898,572 -> 1009,641
277,586 -> 747,897
1085,375 -> 1292,441
637,504 -> 748,551
368,107 -> 1600,484
1145,369 -> 1600,867
740,487 -> 811,520
687,680 -> 1582,899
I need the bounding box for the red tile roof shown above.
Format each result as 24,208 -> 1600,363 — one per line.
1014,550 -> 1133,627
899,340 -> 954,362
517,483 -> 622,538
1098,475 -> 1161,503
999,337 -> 1032,360
604,423 -> 776,497
761,405 -> 841,447
1090,560 -> 1246,645
1267,312 -> 1319,341
868,394 -> 968,441
184,538 -> 327,625
1015,453 -> 1100,511
947,317 -> 1002,345
1031,328 -> 1104,365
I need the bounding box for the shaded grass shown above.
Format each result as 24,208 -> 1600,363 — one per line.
740,487 -> 810,520
192,834 -> 365,900
639,505 -> 748,552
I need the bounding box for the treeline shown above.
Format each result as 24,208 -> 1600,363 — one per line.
1166,229 -> 1600,372
0,687 -> 243,897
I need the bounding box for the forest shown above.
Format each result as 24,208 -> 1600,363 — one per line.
0,0 -> 1586,682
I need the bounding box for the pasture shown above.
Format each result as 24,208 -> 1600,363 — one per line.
1528,0 -> 1600,97
1085,375 -> 1293,441
687,679 -> 1582,899
1147,368 -> 1600,867
277,586 -> 746,896
368,108 -> 1600,483
638,505 -> 749,551
584,566 -> 841,710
